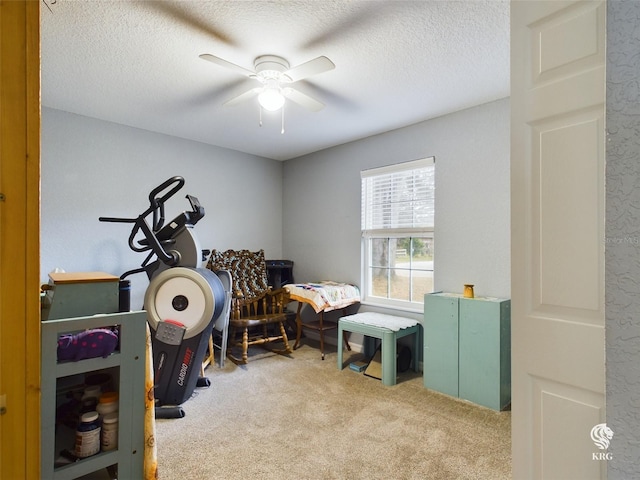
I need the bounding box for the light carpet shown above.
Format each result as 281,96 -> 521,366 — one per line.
156,341 -> 511,480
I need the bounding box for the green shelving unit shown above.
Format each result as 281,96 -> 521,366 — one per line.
41,311 -> 146,479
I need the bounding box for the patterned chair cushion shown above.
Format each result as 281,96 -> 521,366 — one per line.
206,249 -> 269,303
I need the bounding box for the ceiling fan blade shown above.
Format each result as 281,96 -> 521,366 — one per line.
200,54 -> 256,78
301,2 -> 386,49
283,56 -> 335,83
223,87 -> 261,107
299,80 -> 359,110
283,88 -> 325,112
147,2 -> 236,46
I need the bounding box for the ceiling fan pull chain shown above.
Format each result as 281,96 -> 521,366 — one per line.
281,104 -> 285,134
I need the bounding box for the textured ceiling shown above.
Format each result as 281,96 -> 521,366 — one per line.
41,0 -> 510,161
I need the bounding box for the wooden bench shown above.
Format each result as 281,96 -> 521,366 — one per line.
337,313 -> 421,386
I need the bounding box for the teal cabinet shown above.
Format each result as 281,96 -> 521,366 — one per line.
423,293 -> 511,411
423,294 -> 459,397
459,297 -> 511,411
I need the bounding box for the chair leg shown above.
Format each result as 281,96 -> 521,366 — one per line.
200,333 -> 215,376
226,325 -> 247,366
241,328 -> 249,364
277,321 -> 292,354
228,322 -> 292,364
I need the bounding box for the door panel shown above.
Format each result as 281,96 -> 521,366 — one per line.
535,113 -> 604,318
511,1 -> 606,478
537,384 -> 604,480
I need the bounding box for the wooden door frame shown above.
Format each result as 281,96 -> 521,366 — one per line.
0,1 -> 41,478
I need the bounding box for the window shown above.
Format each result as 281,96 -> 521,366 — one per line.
361,157 -> 435,311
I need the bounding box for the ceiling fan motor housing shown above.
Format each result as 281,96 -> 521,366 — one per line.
254,55 -> 292,82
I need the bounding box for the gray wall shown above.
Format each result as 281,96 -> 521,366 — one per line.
606,1 -> 640,477
41,99 -> 510,324
282,98 -> 511,321
41,107 -> 284,307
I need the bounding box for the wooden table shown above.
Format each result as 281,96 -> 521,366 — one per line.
284,282 -> 360,360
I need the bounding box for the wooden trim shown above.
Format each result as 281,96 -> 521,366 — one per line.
48,271 -> 120,284
0,1 -> 41,478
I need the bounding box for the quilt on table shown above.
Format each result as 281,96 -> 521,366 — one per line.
284,281 -> 360,313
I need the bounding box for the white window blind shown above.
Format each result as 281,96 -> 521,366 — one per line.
361,157 -> 435,233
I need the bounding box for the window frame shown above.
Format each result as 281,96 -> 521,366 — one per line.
360,157 -> 435,312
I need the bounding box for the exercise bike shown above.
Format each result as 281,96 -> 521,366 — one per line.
100,176 -> 230,418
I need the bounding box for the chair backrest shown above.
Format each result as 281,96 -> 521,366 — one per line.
206,249 -> 269,304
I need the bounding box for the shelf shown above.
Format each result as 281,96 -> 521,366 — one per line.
41,311 -> 147,480
55,353 -> 122,378
52,450 -> 119,480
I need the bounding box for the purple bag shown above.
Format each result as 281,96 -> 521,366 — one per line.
57,328 -> 119,361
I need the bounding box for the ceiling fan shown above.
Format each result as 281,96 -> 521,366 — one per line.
199,53 -> 335,113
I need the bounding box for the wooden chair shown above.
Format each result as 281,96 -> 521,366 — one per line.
206,249 -> 292,365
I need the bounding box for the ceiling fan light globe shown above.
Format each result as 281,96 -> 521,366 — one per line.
258,89 -> 285,111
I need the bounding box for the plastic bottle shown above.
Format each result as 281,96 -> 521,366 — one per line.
80,385 -> 101,413
82,385 -> 102,401
96,391 -> 118,420
101,412 -> 118,451
79,396 -> 97,414
75,411 -> 101,458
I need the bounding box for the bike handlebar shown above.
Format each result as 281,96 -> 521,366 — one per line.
149,176 -> 185,231
148,176 -> 185,205
99,176 -> 187,270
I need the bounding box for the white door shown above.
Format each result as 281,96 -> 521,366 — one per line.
511,1 -> 606,479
